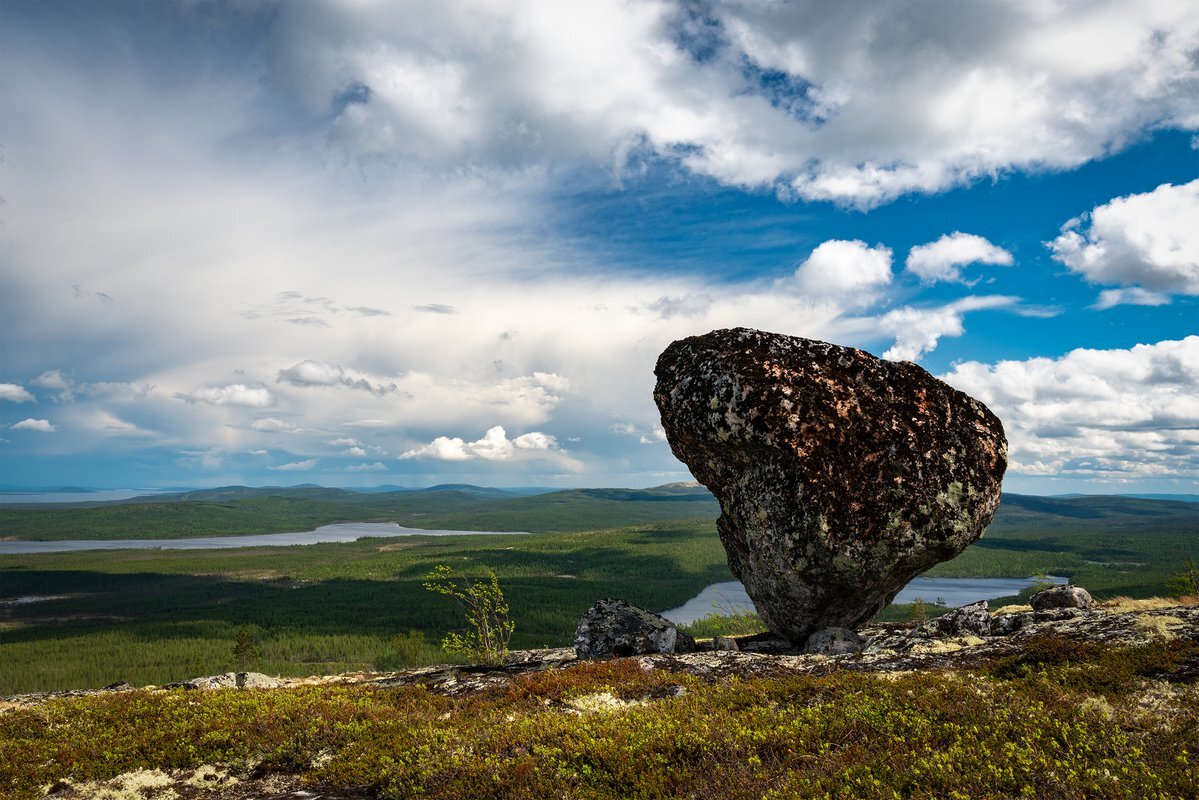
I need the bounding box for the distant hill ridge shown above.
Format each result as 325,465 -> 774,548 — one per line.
2,483 -> 1195,542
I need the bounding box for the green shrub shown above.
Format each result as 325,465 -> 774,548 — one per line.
423,564 -> 514,665
908,596 -> 929,622
1168,557 -> 1199,599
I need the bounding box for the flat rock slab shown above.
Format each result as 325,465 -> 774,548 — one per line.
654,328 -> 1007,644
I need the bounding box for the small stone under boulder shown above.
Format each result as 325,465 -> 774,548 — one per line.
1030,584 -> 1095,611
802,627 -> 864,656
575,598 -> 696,659
654,328 -> 1007,645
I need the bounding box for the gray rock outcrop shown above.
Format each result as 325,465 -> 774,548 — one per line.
575,598 -> 696,659
165,672 -> 284,690
1030,584 -> 1095,611
653,328 -> 1007,645
910,600 -> 992,639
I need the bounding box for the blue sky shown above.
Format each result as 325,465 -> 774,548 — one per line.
1,0 -> 1197,495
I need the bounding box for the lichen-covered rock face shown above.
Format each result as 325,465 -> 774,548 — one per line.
575,598 -> 696,659
1030,584 -> 1095,611
653,327 -> 1007,645
910,600 -> 993,639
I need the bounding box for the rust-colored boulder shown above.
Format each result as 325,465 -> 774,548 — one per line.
653,328 -> 1007,645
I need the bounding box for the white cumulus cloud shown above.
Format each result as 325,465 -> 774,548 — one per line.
401,425 -> 580,469
31,370 -> 71,390
345,462 -> 388,472
881,296 -> 1019,362
184,384 -> 276,408
12,418 -> 55,432
271,459 -> 317,471
0,384 -> 35,403
906,233 -> 1013,284
1049,179 -> 1199,298
940,336 -> 1199,482
402,436 -> 473,461
793,240 -> 893,299
30,370 -> 75,402
278,360 -> 346,386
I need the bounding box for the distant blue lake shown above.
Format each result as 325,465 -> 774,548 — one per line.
0,522 -> 529,555
660,575 -> 1068,625
0,489 -> 178,504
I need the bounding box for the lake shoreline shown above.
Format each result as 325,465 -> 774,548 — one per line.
660,575 -> 1069,624
0,522 -> 531,555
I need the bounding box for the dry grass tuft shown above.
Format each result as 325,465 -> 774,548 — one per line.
1100,596 -> 1181,613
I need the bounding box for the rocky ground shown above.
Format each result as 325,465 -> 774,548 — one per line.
7,597 -> 1197,800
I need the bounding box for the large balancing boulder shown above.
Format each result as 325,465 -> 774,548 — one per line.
653,328 -> 1007,645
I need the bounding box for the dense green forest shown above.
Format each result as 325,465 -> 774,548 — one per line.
1,487 -> 1195,693
0,484 -> 720,540
0,520 -> 730,692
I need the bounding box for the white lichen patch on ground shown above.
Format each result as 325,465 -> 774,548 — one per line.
993,604 -> 1032,615
49,768 -> 177,800
1078,695 -> 1116,721
1126,681 -> 1199,732
907,635 -> 987,655
41,763 -> 292,800
564,691 -> 644,714
1136,614 -> 1185,640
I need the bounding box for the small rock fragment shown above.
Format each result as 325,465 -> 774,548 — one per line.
575,598 -> 696,659
802,627 -> 864,655
1030,585 -> 1094,611
712,636 -> 740,651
